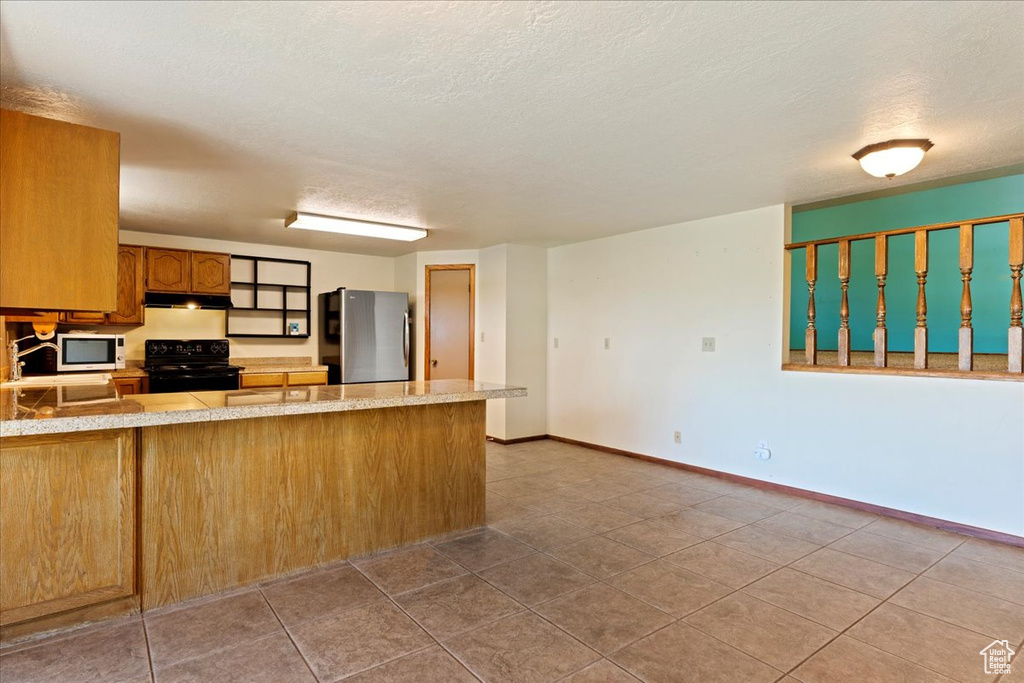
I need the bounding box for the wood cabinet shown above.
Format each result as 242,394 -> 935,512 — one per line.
0,109 -> 120,312
0,430 -> 136,626
113,377 -> 147,396
145,248 -> 190,293
108,245 -> 146,325
190,251 -> 230,295
60,311 -> 108,325
239,370 -> 328,389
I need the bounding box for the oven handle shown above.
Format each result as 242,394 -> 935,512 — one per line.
150,372 -> 238,381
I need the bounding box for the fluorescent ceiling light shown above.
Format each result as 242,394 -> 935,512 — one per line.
285,212 -> 427,241
852,139 -> 933,179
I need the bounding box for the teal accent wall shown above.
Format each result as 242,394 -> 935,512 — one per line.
790,174 -> 1023,354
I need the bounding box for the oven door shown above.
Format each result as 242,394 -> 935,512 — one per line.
56,335 -> 120,371
147,371 -> 240,394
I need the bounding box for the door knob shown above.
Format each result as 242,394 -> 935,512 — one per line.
430,359 -> 438,367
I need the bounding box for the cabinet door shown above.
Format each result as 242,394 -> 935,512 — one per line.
146,248 -> 190,293
240,373 -> 285,388
107,245 -> 145,325
191,251 -> 231,294
60,311 -> 108,325
0,110 -> 119,312
0,430 -> 135,625
113,378 -> 142,396
286,371 -> 328,387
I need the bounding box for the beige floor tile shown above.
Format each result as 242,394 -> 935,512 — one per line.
731,487 -> 806,510
684,593 -> 837,671
153,631 -> 315,683
861,518 -> 966,553
487,496 -> 544,524
754,511 -> 854,545
353,545 -> 468,595
601,520 -> 703,557
260,564 -> 385,627
829,530 -> 945,573
651,508 -> 746,539
515,488 -> 597,513
664,541 -> 780,588
561,659 -> 641,682
644,483 -> 722,506
0,619 -> 150,683
433,528 -> 535,571
477,553 -> 596,606
290,601 -> 432,682
792,635 -> 955,683
488,476 -> 560,499
951,538 -> 1024,574
487,465 -> 515,482
890,576 -> 1024,642
714,526 -> 820,564
607,559 -> 733,617
443,611 -> 600,683
847,603 -> 999,682
392,575 -> 523,639
547,536 -> 655,579
534,584 -> 673,654
790,548 -> 915,599
924,555 -> 1024,606
556,504 -> 644,533
789,500 -> 877,529
610,622 -> 781,683
694,496 -> 785,523
677,476 -> 751,496
146,591 -> 281,668
491,514 -> 594,550
342,646 -> 477,683
602,492 -> 682,518
743,567 -> 879,631
559,480 -> 642,502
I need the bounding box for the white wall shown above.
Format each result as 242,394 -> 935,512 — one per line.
547,205 -> 1024,535
478,246 -> 508,438
505,244 -> 547,439
118,230 -> 395,360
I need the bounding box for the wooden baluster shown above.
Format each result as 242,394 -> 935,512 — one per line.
837,239 -> 851,366
914,230 -> 928,369
874,235 -> 888,367
958,224 -> 974,372
805,244 -> 818,365
1009,217 -> 1023,373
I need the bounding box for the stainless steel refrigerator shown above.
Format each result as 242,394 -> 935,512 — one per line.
319,289 -> 411,384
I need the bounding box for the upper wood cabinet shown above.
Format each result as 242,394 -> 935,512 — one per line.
146,248 -> 190,293
190,251 -> 231,295
145,248 -> 230,295
0,109 -> 119,312
108,245 -> 146,325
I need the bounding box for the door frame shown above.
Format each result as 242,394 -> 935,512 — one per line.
424,264 -> 475,381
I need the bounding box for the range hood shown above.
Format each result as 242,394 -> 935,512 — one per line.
144,292 -> 233,309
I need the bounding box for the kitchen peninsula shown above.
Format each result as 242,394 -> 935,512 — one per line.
0,379 -> 524,641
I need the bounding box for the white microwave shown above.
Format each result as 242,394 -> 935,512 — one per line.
56,333 -> 126,372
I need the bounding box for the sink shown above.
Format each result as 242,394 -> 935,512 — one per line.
1,373 -> 112,388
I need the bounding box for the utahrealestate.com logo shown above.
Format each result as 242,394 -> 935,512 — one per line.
980,640 -> 1015,675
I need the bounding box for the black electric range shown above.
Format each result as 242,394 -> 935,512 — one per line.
144,339 -> 240,394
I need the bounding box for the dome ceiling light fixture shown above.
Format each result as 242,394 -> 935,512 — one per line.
852,139 -> 934,179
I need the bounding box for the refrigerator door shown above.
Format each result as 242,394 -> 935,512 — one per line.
340,290 -> 410,383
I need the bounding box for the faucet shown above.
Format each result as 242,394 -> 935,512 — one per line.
7,335 -> 60,383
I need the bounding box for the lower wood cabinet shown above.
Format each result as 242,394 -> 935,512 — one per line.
239,370 -> 328,389
0,430 -> 136,627
113,377 -> 148,395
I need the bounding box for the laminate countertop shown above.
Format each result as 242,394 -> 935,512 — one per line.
0,380 -> 526,437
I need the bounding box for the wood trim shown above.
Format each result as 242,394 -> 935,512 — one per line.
545,435 -> 1024,547
781,362 -> 1023,382
486,434 -> 548,445
784,212 -> 1023,250
424,264 -> 475,381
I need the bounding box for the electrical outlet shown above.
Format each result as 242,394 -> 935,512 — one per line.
553,337 -> 559,349
604,337 -> 611,350
754,440 -> 771,460
702,337 -> 716,352
480,332 -> 485,342
673,431 -> 682,444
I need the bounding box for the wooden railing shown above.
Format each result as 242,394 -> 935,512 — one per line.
785,212 -> 1024,375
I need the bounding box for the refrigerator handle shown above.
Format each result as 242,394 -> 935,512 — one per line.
403,311 -> 410,368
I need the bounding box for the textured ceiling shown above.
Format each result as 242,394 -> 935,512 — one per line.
1,1 -> 1022,256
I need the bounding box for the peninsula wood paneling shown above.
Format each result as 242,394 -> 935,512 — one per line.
0,429 -> 135,626
139,401 -> 485,608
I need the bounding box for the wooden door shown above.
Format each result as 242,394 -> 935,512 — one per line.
107,245 -> 145,325
191,251 -> 231,294
425,265 -> 474,380
0,109 -> 119,312
0,430 -> 135,625
145,248 -> 190,293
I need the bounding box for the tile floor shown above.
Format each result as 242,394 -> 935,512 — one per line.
2,439 -> 1022,683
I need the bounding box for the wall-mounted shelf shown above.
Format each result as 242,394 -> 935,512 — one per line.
226,255 -> 311,338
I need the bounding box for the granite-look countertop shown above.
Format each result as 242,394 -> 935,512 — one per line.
0,379 -> 525,437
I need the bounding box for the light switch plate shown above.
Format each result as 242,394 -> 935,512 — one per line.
702,337 -> 716,352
